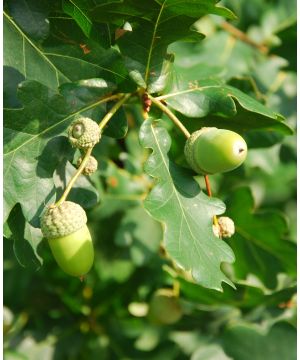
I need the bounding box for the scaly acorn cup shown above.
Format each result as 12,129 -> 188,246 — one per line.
68,117 -> 101,149
77,155 -> 98,175
41,201 -> 94,277
184,127 -> 247,174
147,289 -> 183,325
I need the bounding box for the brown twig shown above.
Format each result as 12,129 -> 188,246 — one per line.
220,21 -> 268,54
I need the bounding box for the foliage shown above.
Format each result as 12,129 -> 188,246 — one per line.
3,0 -> 296,359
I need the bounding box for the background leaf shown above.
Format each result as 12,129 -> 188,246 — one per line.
222,322 -> 296,360
224,187 -> 296,288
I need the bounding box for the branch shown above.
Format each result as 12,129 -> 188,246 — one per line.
149,95 -> 191,139
220,21 -> 268,54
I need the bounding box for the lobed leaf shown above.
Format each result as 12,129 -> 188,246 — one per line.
90,0 -> 236,92
4,79 -> 115,226
139,119 -> 235,291
161,78 -> 293,134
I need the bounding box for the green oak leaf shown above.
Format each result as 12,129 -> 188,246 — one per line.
225,187 -> 296,288
222,322 -> 296,360
139,119 -> 235,291
90,0 -> 236,92
4,11 -> 128,90
4,80 -> 114,226
161,78 -> 292,134
4,11 -> 68,90
3,66 -> 25,108
7,0 -> 50,41
6,204 -> 43,270
62,0 -> 93,38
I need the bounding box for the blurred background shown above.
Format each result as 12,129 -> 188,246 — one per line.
4,0 -> 296,359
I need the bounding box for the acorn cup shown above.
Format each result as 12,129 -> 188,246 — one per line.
184,127 -> 248,175
41,201 -> 94,277
147,288 -> 183,325
68,117 -> 101,149
77,155 -> 98,175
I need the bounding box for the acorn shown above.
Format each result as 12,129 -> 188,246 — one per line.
77,155 -> 98,175
184,127 -> 247,175
213,216 -> 235,238
147,289 -> 183,325
68,117 -> 101,149
41,201 -> 94,277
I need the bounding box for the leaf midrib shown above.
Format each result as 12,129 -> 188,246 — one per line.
149,122 -> 226,274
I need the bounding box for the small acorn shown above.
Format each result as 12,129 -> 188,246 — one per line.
147,289 -> 183,325
184,127 -> 247,175
213,216 -> 235,238
77,155 -> 98,175
41,201 -> 94,277
68,117 -> 101,149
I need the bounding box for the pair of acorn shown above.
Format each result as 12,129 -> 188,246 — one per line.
41,121 -> 247,277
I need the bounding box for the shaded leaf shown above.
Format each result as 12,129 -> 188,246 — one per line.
7,0 -> 50,41
4,11 -> 128,89
4,80 -> 114,226
103,101 -> 128,139
54,160 -> 99,209
115,205 -> 163,265
3,66 -> 25,108
62,0 -> 93,38
90,0 -> 236,91
222,322 -> 296,360
6,204 -> 43,270
4,11 -> 68,89
271,17 -> 296,71
139,119 -> 235,290
225,187 -> 296,288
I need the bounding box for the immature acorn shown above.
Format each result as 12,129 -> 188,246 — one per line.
147,289 -> 183,325
68,117 -> 101,149
41,201 -> 94,277
184,127 -> 247,174
77,155 -> 98,175
213,216 -> 235,238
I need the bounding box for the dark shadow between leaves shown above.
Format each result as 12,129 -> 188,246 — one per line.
4,66 -> 25,108
36,136 -> 73,179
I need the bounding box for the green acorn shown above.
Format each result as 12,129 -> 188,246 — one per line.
184,127 -> 247,175
147,289 -> 183,325
68,117 -> 101,149
41,201 -> 94,277
77,155 -> 98,175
